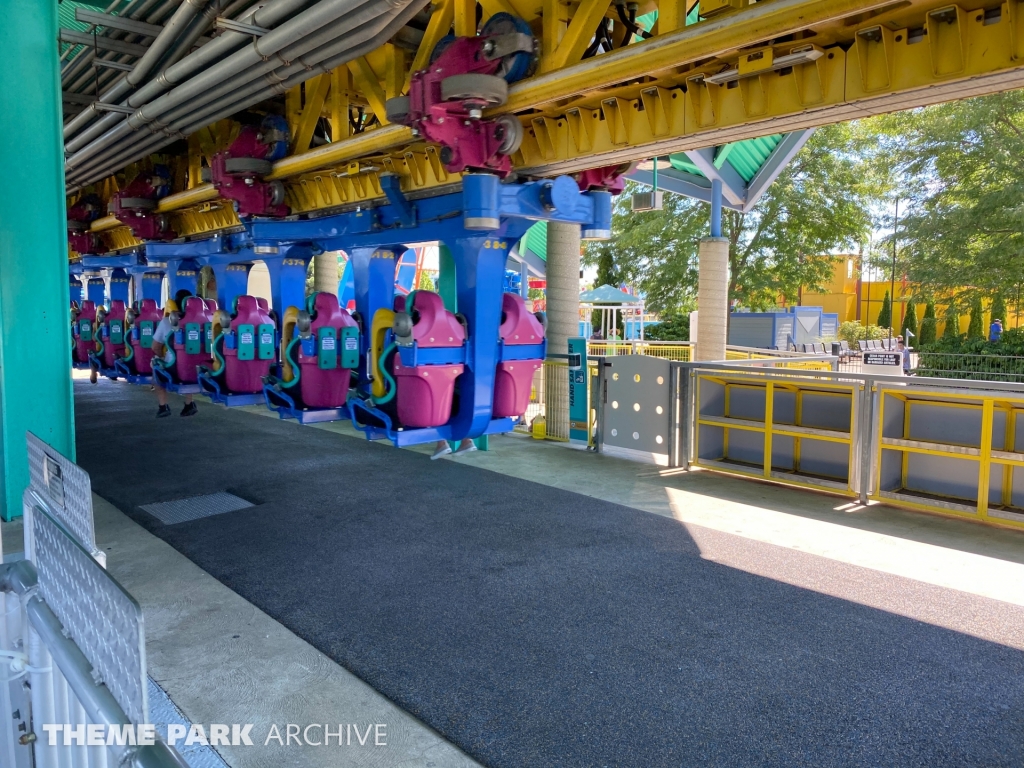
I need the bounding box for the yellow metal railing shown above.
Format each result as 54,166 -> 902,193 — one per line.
693,373 -> 860,497
873,384 -> 1024,530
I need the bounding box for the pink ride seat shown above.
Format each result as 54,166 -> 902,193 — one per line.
130,298 -> 163,374
74,300 -> 97,364
493,293 -> 545,419
173,297 -> 213,383
224,295 -> 275,393
102,300 -> 128,368
394,291 -> 465,428
296,293 -> 358,408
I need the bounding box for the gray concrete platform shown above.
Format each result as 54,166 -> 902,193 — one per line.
7,382 -> 1024,766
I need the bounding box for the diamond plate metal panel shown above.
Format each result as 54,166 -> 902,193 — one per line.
26,432 -> 96,554
30,503 -> 147,725
140,492 -> 254,525
603,356 -> 673,459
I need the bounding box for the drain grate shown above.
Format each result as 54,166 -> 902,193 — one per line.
140,492 -> 254,525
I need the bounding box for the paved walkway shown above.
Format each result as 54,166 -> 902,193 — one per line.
8,378 -> 1024,767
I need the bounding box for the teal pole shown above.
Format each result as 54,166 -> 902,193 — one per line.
0,0 -> 76,520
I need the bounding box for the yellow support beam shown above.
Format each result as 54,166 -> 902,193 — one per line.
347,56 -> 389,123
329,66 -> 353,142
407,0 -> 455,90
454,0 -> 476,36
293,74 -> 332,154
541,0 -> 610,72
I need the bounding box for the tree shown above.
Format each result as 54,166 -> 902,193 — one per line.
991,294 -> 1007,325
584,123 -> 878,314
590,242 -> 621,332
942,307 -> 962,340
877,291 -> 892,329
417,270 -> 436,292
876,92 -> 1024,301
644,310 -> 689,341
967,298 -> 985,338
919,301 -> 937,345
901,300 -> 918,341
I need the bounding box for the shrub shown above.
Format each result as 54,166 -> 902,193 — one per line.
901,301 -> 918,341
918,302 -> 937,345
644,311 -> 690,341
876,291 -> 892,329
967,298 -> 985,339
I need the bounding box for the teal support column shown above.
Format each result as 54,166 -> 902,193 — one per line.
0,0 -> 76,520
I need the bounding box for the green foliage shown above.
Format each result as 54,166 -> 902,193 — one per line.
417,270 -> 436,292
942,307 -> 961,340
838,321 -> 892,343
919,301 -> 937,345
991,294 -> 1007,325
967,298 -> 985,339
643,311 -> 690,341
901,301 -> 918,341
876,291 -> 892,329
584,123 -> 876,315
875,92 -> 1024,302
590,244 -> 622,332
916,328 -> 1024,381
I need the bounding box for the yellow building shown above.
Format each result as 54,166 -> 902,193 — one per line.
799,256 -> 1022,335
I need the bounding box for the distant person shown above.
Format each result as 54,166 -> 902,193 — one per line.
898,339 -> 911,375
151,289 -> 198,418
990,318 -> 1003,342
89,306 -> 107,385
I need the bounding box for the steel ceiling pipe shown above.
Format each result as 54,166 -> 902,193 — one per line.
61,0 -> 175,90
156,0 -> 404,128
71,0 -> 423,187
63,0 -> 209,143
63,0 -> 218,146
126,0 -> 378,129
64,0 -> 307,165
79,1 -> 408,177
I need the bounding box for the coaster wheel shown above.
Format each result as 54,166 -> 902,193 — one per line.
481,13 -> 536,83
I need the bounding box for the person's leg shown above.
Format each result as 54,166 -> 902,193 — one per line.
180,393 -> 197,417
155,385 -> 171,417
89,363 -> 98,384
431,439 -> 452,460
454,438 -> 477,455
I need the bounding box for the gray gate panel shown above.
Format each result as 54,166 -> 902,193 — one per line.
728,386 -> 765,422
879,449 -> 903,491
772,389 -> 796,425
799,438 -> 850,480
30,502 -> 147,725
603,357 -> 672,457
909,402 -> 981,447
699,378 -> 725,418
905,453 -> 978,502
882,394 -> 906,439
1012,467 -> 1024,508
727,429 -> 763,466
801,392 -> 852,432
771,434 -> 795,471
698,425 -> 724,461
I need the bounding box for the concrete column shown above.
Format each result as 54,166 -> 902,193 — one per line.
0,0 -> 76,519
313,251 -> 338,294
695,237 -> 730,362
544,221 -> 581,438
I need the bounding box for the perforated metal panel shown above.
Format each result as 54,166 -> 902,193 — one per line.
140,492 -> 254,525
602,356 -> 673,461
26,432 -> 96,554
30,502 -> 148,725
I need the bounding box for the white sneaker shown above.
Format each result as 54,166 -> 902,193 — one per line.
431,445 -> 453,460
454,442 -> 478,456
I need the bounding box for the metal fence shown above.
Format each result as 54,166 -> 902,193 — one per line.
914,351 -> 1024,382
0,434 -> 187,768
588,357 -> 1024,531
